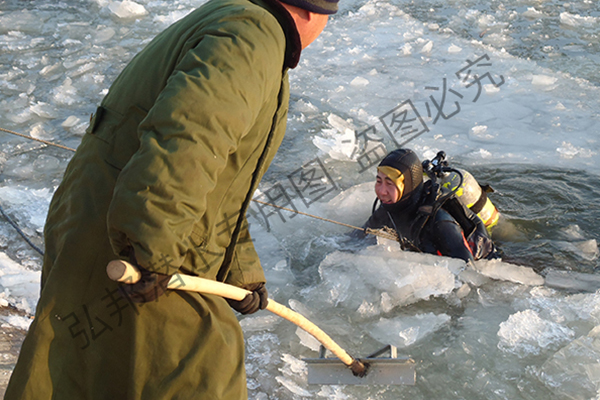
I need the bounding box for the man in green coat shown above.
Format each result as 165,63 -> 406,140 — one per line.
5,0 -> 336,397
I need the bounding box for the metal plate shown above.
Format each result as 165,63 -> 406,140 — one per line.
305,358 -> 416,385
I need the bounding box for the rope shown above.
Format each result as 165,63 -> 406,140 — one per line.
0,126 -> 74,256
0,127 -> 76,152
365,226 -> 399,242
252,199 -> 399,242
1,125 -> 400,249
0,203 -> 45,256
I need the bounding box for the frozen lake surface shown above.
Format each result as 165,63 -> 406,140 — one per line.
1,0 -> 600,398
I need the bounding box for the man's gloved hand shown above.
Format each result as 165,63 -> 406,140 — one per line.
226,282 -> 268,314
119,249 -> 171,303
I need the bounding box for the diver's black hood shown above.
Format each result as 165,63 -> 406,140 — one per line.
378,148 -> 423,201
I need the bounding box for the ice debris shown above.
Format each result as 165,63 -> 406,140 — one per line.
497,309 -> 574,357
370,313 -> 451,348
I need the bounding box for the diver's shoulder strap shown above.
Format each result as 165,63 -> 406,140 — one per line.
409,180 -> 441,247
440,196 -> 478,238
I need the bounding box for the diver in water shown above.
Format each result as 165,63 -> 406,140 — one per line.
358,148 -> 498,263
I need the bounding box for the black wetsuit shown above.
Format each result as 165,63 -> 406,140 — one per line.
361,181 -> 496,263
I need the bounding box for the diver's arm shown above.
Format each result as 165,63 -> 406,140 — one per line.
442,197 -> 496,260
430,210 -> 475,264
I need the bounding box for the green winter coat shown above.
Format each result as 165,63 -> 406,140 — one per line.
6,0 -> 301,397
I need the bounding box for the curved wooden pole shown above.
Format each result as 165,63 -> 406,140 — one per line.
106,260 -> 367,376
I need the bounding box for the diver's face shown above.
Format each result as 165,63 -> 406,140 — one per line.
375,171 -> 402,204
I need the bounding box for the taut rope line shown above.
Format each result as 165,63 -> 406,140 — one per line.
1,126 -> 400,245
0,126 -> 78,152
251,199 -> 399,241
0,204 -> 45,255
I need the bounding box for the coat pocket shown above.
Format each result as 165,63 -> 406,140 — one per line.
105,105 -> 147,171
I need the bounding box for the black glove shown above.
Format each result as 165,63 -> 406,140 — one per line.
467,231 -> 495,261
226,282 -> 268,315
119,249 -> 171,303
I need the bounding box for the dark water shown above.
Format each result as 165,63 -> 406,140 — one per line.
470,165 -> 600,274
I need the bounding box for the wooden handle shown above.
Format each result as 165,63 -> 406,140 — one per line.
107,259 -> 251,300
106,259 -> 357,368
265,299 -> 356,367
107,259 -> 142,283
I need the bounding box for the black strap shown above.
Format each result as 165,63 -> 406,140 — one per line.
470,187 -> 488,214
371,198 -> 380,214
406,181 -> 440,250
442,197 -> 477,238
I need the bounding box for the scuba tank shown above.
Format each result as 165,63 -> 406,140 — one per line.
440,169 -> 499,233
422,151 -> 500,233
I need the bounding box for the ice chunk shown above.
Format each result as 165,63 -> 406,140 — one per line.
92,0 -> 110,7
469,125 -> 494,140
557,141 -> 595,159
108,1 -> 148,19
555,240 -> 599,261
544,270 -> 600,293
468,148 -> 493,159
153,10 -> 194,27
95,27 -> 116,43
421,40 -> 433,54
531,74 -> 557,86
448,44 -> 462,53
473,259 -> 544,286
326,113 -> 355,135
455,283 -> 471,299
369,313 -> 451,348
497,309 -> 574,357
295,326 -> 321,352
275,376 -> 313,397
399,43 -> 412,56
245,333 -> 281,376
70,62 -> 96,78
523,7 -> 543,19
350,76 -> 369,87
559,12 -> 597,27
322,182 -> 376,228
539,325 -> 600,399
0,185 -> 53,229
1,315 -> 33,330
33,154 -> 60,173
292,99 -> 318,113
312,114 -> 356,160
39,63 -> 62,77
61,115 -> 81,128
516,286 -> 600,325
239,314 -> 281,332
30,122 -> 54,141
561,225 -> 586,240
0,253 -> 41,314
484,83 -> 501,95
30,102 -> 57,119
317,386 -> 349,399
554,102 -> 567,111
356,299 -> 380,317
318,248 -> 457,310
281,353 -> 307,375
52,77 -> 80,105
